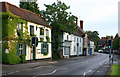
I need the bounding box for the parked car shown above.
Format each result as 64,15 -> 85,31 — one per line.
98,50 -> 103,53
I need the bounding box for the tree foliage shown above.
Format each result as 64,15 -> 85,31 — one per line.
112,37 -> 119,50
19,0 -> 41,15
87,31 -> 100,42
41,0 -> 76,52
87,30 -> 100,51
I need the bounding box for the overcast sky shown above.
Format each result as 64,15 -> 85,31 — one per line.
1,0 -> 119,38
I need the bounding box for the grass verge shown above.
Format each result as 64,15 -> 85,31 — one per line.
110,64 -> 120,76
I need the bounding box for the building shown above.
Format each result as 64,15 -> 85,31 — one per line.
1,2 -> 52,61
89,41 -> 95,55
62,18 -> 84,58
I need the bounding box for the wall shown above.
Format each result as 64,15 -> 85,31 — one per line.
63,32 -> 83,57
25,22 -> 52,60
90,41 -> 95,55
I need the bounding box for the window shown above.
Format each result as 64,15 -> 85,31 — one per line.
74,36 -> 76,42
77,38 -> 78,42
74,46 -> 75,52
17,22 -> 23,31
43,43 -> 47,52
41,43 -> 49,54
30,25 -> 34,35
19,43 -> 24,56
36,26 -> 37,31
40,28 -> 44,35
80,47 -> 81,52
46,29 -> 49,36
67,35 -> 69,40
80,38 -> 81,43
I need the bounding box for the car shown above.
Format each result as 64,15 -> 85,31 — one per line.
98,50 -> 103,53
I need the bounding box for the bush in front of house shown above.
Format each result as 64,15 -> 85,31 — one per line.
2,52 -> 21,64
20,54 -> 26,63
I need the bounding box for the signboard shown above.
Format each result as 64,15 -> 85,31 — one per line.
37,49 -> 41,54
5,49 -> 9,53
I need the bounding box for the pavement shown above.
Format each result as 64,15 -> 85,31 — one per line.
1,52 -> 113,77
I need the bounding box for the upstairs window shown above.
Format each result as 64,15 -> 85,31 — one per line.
17,22 -> 23,31
77,38 -> 78,42
40,28 -> 44,35
17,22 -> 23,36
74,36 -> 76,42
46,29 -> 49,36
30,25 -> 34,36
67,35 -> 69,40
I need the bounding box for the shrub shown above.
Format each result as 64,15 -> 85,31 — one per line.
52,52 -> 60,59
46,36 -> 50,42
2,52 -> 21,64
40,38 -> 44,42
44,51 -> 48,56
20,54 -> 26,63
2,41 -> 21,64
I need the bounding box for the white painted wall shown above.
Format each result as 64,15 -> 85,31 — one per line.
25,22 -> 52,60
90,41 -> 95,54
63,32 -> 83,57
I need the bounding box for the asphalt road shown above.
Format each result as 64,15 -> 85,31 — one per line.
3,52 -> 109,76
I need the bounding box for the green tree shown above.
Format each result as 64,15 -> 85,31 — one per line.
87,31 -> 100,41
112,37 -> 119,50
41,0 -> 76,55
19,0 -> 41,15
87,30 -> 100,51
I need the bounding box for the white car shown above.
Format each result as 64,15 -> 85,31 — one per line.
98,50 -> 103,53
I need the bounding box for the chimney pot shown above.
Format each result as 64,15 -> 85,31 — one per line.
80,20 -> 83,30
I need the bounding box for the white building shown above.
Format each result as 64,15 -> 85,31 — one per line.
90,41 -> 95,55
62,19 -> 84,58
63,33 -> 83,58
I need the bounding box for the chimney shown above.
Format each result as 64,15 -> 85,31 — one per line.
80,20 -> 83,30
76,17 -> 78,25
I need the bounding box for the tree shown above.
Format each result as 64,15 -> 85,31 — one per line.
87,30 -> 100,51
87,30 -> 100,42
41,0 -> 76,54
112,37 -> 119,50
19,0 -> 41,15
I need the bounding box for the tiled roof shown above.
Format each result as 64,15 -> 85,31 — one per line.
73,25 -> 85,37
0,2 -> 52,28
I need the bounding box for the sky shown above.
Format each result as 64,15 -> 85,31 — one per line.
0,0 -> 119,38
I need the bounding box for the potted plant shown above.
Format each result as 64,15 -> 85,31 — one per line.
43,51 -> 48,56
40,38 -> 44,42
46,36 -> 50,42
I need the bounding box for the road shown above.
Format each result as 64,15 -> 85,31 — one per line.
3,52 -> 109,76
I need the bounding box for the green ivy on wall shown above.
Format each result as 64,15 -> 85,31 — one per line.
2,5 -> 31,64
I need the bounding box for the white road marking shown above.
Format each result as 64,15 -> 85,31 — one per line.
15,71 -> 19,73
40,67 -> 68,75
41,69 -> 57,75
100,59 -> 109,65
83,70 -> 92,76
2,74 -> 7,75
8,72 -> 15,75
